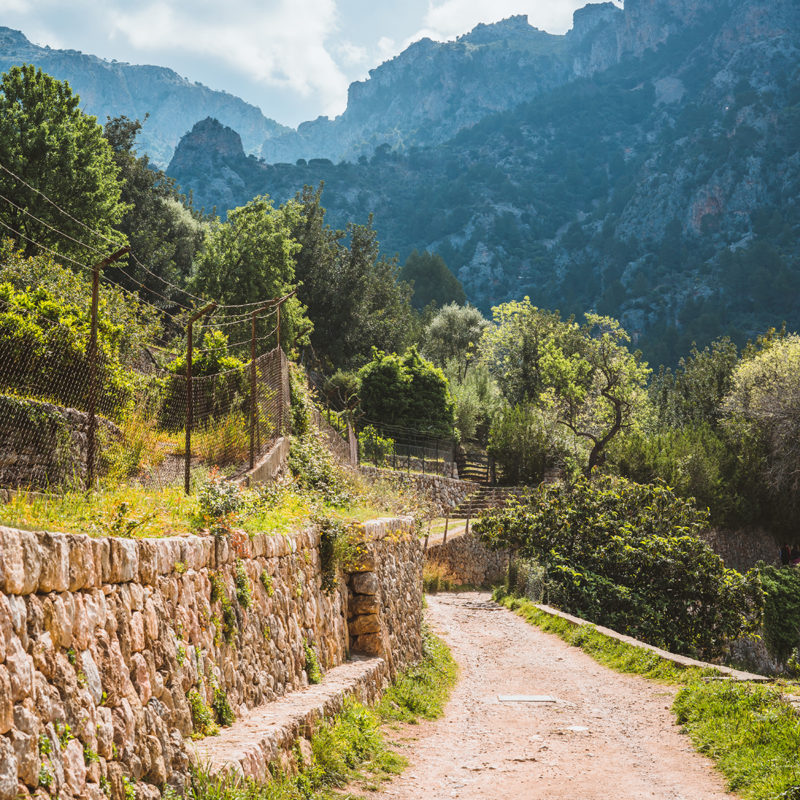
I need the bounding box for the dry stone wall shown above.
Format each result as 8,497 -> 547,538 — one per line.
0,517 -> 421,800
700,526 -> 781,572
425,531 -> 509,587
359,467 -> 474,515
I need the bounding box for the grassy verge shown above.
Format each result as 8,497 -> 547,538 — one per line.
673,682 -> 800,800
186,628 -> 457,800
495,592 -> 720,684
498,591 -> 800,800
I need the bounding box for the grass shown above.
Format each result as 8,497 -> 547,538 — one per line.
673,682 -> 800,800
498,590 -> 800,800
495,592 -> 721,684
186,628 -> 457,800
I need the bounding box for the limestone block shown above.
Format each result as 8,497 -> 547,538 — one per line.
108,538 -> 138,584
0,736 -> 18,800
0,528 -> 41,595
130,653 -> 152,704
0,597 -> 9,664
13,703 -> 39,737
129,612 -> 145,653
351,572 -> 379,595
32,671 -> 64,723
349,595 -> 379,616
37,532 -> 70,593
80,650 -> 103,706
95,707 -> 114,759
8,729 -> 36,787
137,540 -> 159,585
351,633 -> 382,655
67,534 -> 96,591
5,637 -> 32,702
91,539 -> 110,587
0,667 -> 11,735
62,738 -> 87,797
349,614 -> 380,636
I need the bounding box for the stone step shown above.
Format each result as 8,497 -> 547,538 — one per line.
190,655 -> 387,782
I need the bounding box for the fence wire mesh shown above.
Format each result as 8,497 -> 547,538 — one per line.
0,290 -> 290,493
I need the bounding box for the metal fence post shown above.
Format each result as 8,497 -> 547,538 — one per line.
249,302 -> 273,470
184,302 -> 216,494
85,245 -> 129,491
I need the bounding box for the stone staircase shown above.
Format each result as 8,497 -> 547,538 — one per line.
448,485 -> 526,520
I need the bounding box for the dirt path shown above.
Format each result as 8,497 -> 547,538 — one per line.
371,592 -> 735,800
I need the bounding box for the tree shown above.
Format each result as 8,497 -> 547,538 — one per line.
0,65 -> 127,263
357,346 -> 455,436
423,303 -> 488,380
399,249 -> 465,310
481,299 -> 649,472
722,334 -> 800,503
104,116 -> 207,305
191,195 -> 310,349
291,185 -> 415,370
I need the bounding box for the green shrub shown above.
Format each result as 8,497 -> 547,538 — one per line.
316,516 -> 362,592
187,689 -> 219,738
487,404 -> 554,485
212,688 -> 235,727
304,640 -> 322,685
234,559 -> 252,609
476,475 -> 763,658
759,565 -> 800,664
357,424 -> 394,465
289,434 -> 354,506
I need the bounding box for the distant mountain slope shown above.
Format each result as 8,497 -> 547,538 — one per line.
167,0 -> 800,364
260,7 -> 623,164
0,27 -> 290,167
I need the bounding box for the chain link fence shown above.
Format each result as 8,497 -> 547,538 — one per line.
0,293 -> 290,493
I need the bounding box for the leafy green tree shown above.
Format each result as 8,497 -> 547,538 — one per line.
0,65 -> 127,262
104,116 -> 207,305
722,334 -> 800,505
399,249 -> 465,310
476,475 -> 762,659
292,185 -> 415,370
423,303 -> 488,380
482,300 -> 649,471
357,346 -> 455,436
487,405 -> 557,485
191,195 -> 310,349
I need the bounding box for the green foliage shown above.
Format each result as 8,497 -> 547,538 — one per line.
444,360 -> 501,443
304,639 -> 323,684
191,195 -> 310,351
476,475 -> 763,658
358,346 -> 455,436
0,65 -> 127,261
357,424 -> 394,466
759,566 -> 800,664
37,734 -> 51,756
317,516 -> 363,593
38,763 -> 53,789
673,682 -> 800,800
187,689 -> 220,738
0,281 -> 135,418
289,434 -> 354,507
259,570 -> 275,597
234,559 -> 253,609
487,404 -> 558,485
399,250 -> 465,310
213,688 -> 236,727
104,115 -> 207,299
292,185 -> 416,371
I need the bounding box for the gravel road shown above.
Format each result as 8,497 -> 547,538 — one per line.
370,592 -> 735,800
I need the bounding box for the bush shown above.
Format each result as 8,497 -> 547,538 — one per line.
487,404 -> 554,485
475,475 -> 763,658
357,424 -> 394,465
289,435 -> 354,507
759,565 -> 800,664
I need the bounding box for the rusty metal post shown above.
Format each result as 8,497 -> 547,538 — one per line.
442,514 -> 449,545
465,512 -> 471,537
249,302 -> 273,470
184,302 -> 217,494
85,245 -> 130,491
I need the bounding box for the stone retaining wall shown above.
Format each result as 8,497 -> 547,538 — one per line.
700,526 -> 781,572
425,531 -> 508,587
0,517 -> 421,800
360,467 -> 474,515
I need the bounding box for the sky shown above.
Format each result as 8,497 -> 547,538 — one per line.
0,0 -> 615,127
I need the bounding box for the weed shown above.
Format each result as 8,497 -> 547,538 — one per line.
304,640 -> 322,685
38,763 -> 53,788
259,570 -> 275,597
100,775 -> 111,797
175,560 -> 187,574
222,603 -> 238,645
122,775 -> 137,800
213,688 -> 236,727
234,559 -> 252,608
37,734 -> 51,756
66,647 -> 77,666
83,743 -> 99,765
55,721 -> 73,748
187,689 -> 220,738
209,571 -> 226,604
177,643 -> 187,666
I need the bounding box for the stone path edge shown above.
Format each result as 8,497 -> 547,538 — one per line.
190,655 -> 389,783
533,603 -> 770,682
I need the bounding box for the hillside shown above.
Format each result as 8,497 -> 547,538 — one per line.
167,0 -> 800,364
0,26 -> 290,166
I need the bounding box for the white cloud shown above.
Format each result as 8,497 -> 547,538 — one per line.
109,0 -> 348,114
334,40 -> 369,67
412,0 -> 591,45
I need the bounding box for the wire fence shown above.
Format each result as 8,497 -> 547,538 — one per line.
356,423 -> 458,478
0,295 -> 291,494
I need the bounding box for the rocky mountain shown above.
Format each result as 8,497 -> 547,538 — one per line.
260,7 -> 623,164
0,27 -> 290,167
167,0 -> 800,364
